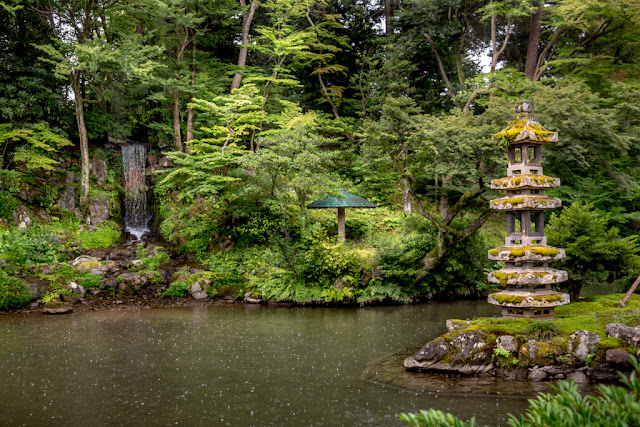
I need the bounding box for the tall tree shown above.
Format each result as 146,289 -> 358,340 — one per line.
36,0 -> 160,206
230,0 -> 260,91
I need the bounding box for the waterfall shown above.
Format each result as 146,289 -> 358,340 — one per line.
121,143 -> 150,240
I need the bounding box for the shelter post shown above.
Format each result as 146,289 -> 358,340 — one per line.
337,207 -> 346,241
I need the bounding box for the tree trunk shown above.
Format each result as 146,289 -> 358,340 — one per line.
172,88 -> 183,152
384,0 -> 393,35
337,207 -> 346,241
71,72 -> 90,208
231,0 -> 260,91
403,179 -> 412,214
186,38 -> 196,151
453,38 -> 465,84
524,3 -> 543,79
568,280 -> 582,302
618,274 -> 640,307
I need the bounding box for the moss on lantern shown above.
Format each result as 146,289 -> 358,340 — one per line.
490,293 -> 563,305
488,246 -> 560,257
492,175 -> 558,188
494,118 -> 556,142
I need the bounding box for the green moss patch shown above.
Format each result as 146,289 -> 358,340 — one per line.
491,293 -> 563,305
492,174 -> 557,188
471,294 -> 640,338
489,246 -> 560,258
494,118 -> 556,142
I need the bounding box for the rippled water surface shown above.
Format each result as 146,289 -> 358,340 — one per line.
1,301 -> 557,426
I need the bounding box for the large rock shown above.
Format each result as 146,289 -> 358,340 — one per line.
88,194 -> 110,225
91,157 -> 108,185
73,256 -> 107,275
405,329 -> 492,372
567,371 -> 590,384
587,364 -> 619,381
13,205 -> 31,228
450,329 -> 489,362
107,248 -> 134,260
158,156 -> 172,168
145,164 -> 163,185
244,291 -> 262,304
63,171 -> 76,185
116,272 -> 147,288
606,349 -> 632,367
528,366 -> 547,382
445,319 -> 470,332
65,281 -> 86,298
606,323 -> 640,347
496,335 -> 517,353
43,301 -> 73,315
56,186 -> 76,213
405,337 -> 450,369
187,281 -> 208,299
568,331 -> 601,363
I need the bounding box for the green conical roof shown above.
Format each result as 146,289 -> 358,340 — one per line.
307,189 -> 376,209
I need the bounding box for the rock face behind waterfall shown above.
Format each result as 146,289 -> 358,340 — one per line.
121,144 -> 150,239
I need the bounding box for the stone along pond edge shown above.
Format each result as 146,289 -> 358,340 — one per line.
404,294 -> 640,383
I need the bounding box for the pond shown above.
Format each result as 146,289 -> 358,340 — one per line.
0,301 -> 577,426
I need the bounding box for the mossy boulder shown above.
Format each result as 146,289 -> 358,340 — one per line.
43,301 -> 73,314
72,256 -> 107,275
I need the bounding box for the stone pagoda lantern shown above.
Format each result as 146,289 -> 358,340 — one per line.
487,100 -> 569,319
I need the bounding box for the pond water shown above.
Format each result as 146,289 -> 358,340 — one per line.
0,301 -> 575,426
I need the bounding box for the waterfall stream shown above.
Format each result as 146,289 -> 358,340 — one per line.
121,143 -> 150,240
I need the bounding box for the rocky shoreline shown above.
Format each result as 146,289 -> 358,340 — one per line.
405,318 -> 640,383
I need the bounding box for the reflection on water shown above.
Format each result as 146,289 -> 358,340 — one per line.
0,301 -> 586,426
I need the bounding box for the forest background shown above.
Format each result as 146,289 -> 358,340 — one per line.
1,0 -> 640,304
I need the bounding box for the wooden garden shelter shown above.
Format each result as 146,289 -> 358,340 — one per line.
307,189 -> 376,240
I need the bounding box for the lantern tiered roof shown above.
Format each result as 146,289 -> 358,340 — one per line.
487,100 -> 569,319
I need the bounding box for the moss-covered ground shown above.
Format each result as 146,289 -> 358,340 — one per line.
469,293 -> 640,338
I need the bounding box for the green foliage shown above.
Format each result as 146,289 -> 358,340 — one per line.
134,244 -> 170,270
0,227 -> 63,265
159,281 -> 189,298
75,221 -> 121,250
0,123 -> 72,170
525,321 -> 562,341
156,195 -> 227,258
399,409 -> 476,427
399,356 -> 640,427
189,84 -> 265,153
155,148 -> 242,203
547,202 -> 640,299
39,263 -> 101,293
376,215 -> 489,296
240,121 -> 340,213
0,269 -> 32,310
509,356 -> 640,426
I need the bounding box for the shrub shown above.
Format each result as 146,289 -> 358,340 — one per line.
0,227 -> 63,265
547,202 -> 640,300
38,263 -> 102,293
159,282 -> 189,298
0,270 -> 32,310
134,244 -> 170,270
75,220 -> 121,249
376,215 -> 489,296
